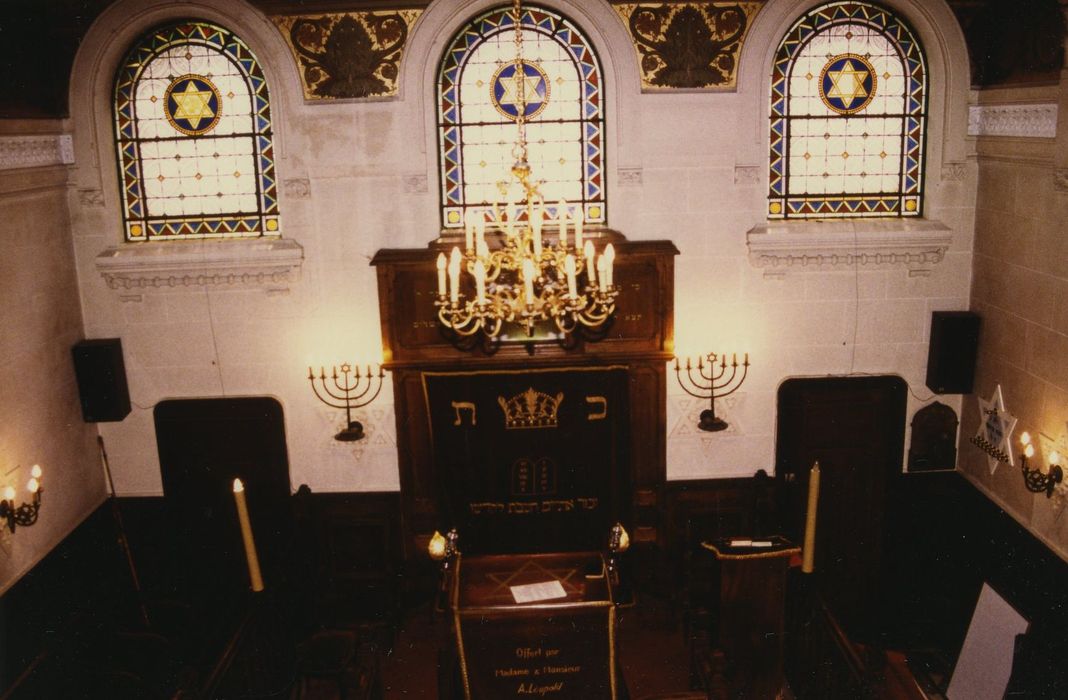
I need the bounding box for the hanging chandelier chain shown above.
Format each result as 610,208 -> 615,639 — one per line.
433,0 -> 620,342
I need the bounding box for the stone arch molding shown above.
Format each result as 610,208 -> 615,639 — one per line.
400,0 -> 644,233
735,0 -> 970,275
70,0 -> 306,296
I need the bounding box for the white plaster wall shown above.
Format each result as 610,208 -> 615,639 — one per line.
66,0 -> 975,495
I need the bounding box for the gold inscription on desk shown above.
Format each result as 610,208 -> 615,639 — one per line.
490,647 -> 580,695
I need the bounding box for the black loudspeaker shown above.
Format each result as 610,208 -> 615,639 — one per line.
72,338 -> 131,422
925,311 -> 980,395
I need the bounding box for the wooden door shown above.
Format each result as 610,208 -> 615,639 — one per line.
154,397 -> 291,595
776,377 -> 906,640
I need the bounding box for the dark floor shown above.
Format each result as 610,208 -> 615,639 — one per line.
375,595 -> 691,698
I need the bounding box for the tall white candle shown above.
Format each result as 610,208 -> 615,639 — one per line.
574,209 -> 584,251
565,255 -> 577,296
597,257 -> 607,292
802,462 -> 820,574
232,478 -> 265,592
584,240 -> 596,285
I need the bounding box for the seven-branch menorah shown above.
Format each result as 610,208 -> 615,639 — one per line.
307,363 -> 386,441
673,352 -> 750,432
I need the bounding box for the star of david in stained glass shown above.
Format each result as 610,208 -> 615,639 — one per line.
491,60 -> 550,121
164,74 -> 222,135
819,54 -> 877,115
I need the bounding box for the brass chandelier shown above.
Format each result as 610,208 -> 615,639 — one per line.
434,0 -> 619,341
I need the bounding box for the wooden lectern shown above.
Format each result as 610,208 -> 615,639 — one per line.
702,537 -> 799,700
448,551 -> 618,699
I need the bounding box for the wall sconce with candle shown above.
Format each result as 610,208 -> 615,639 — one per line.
307,363 -> 387,441
673,352 -> 750,432
1018,432 -> 1063,497
2,464 -> 43,533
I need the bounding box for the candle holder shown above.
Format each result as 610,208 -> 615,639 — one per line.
673,352 -> 750,432
307,363 -> 387,441
1,464 -> 43,533
1018,432 -> 1064,498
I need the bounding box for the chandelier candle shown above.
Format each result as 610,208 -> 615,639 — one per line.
432,0 -> 620,341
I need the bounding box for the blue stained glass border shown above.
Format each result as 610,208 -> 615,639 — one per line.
768,1 -> 927,219
114,21 -> 280,241
436,5 -> 606,228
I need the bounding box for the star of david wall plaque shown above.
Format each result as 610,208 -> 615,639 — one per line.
971,385 -> 1017,475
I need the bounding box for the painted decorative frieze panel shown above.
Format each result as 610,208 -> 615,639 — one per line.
612,2 -> 763,90
272,10 -> 422,100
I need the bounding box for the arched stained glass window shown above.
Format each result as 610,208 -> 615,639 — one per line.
437,5 -> 605,229
769,1 -> 926,218
114,21 -> 279,241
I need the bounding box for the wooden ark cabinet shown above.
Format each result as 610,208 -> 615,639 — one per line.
371,232 -> 678,557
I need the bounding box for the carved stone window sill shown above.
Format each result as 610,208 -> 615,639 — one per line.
746,219 -> 953,277
95,238 -> 303,300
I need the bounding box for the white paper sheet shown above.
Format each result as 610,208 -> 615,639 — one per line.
510,580 -> 567,604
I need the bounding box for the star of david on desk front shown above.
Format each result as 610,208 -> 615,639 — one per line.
819,54 -> 877,115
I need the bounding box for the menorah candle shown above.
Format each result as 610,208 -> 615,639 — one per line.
801,462 -> 820,574
584,240 -> 596,284
436,253 -> 447,296
565,255 -> 577,296
232,478 -> 264,592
